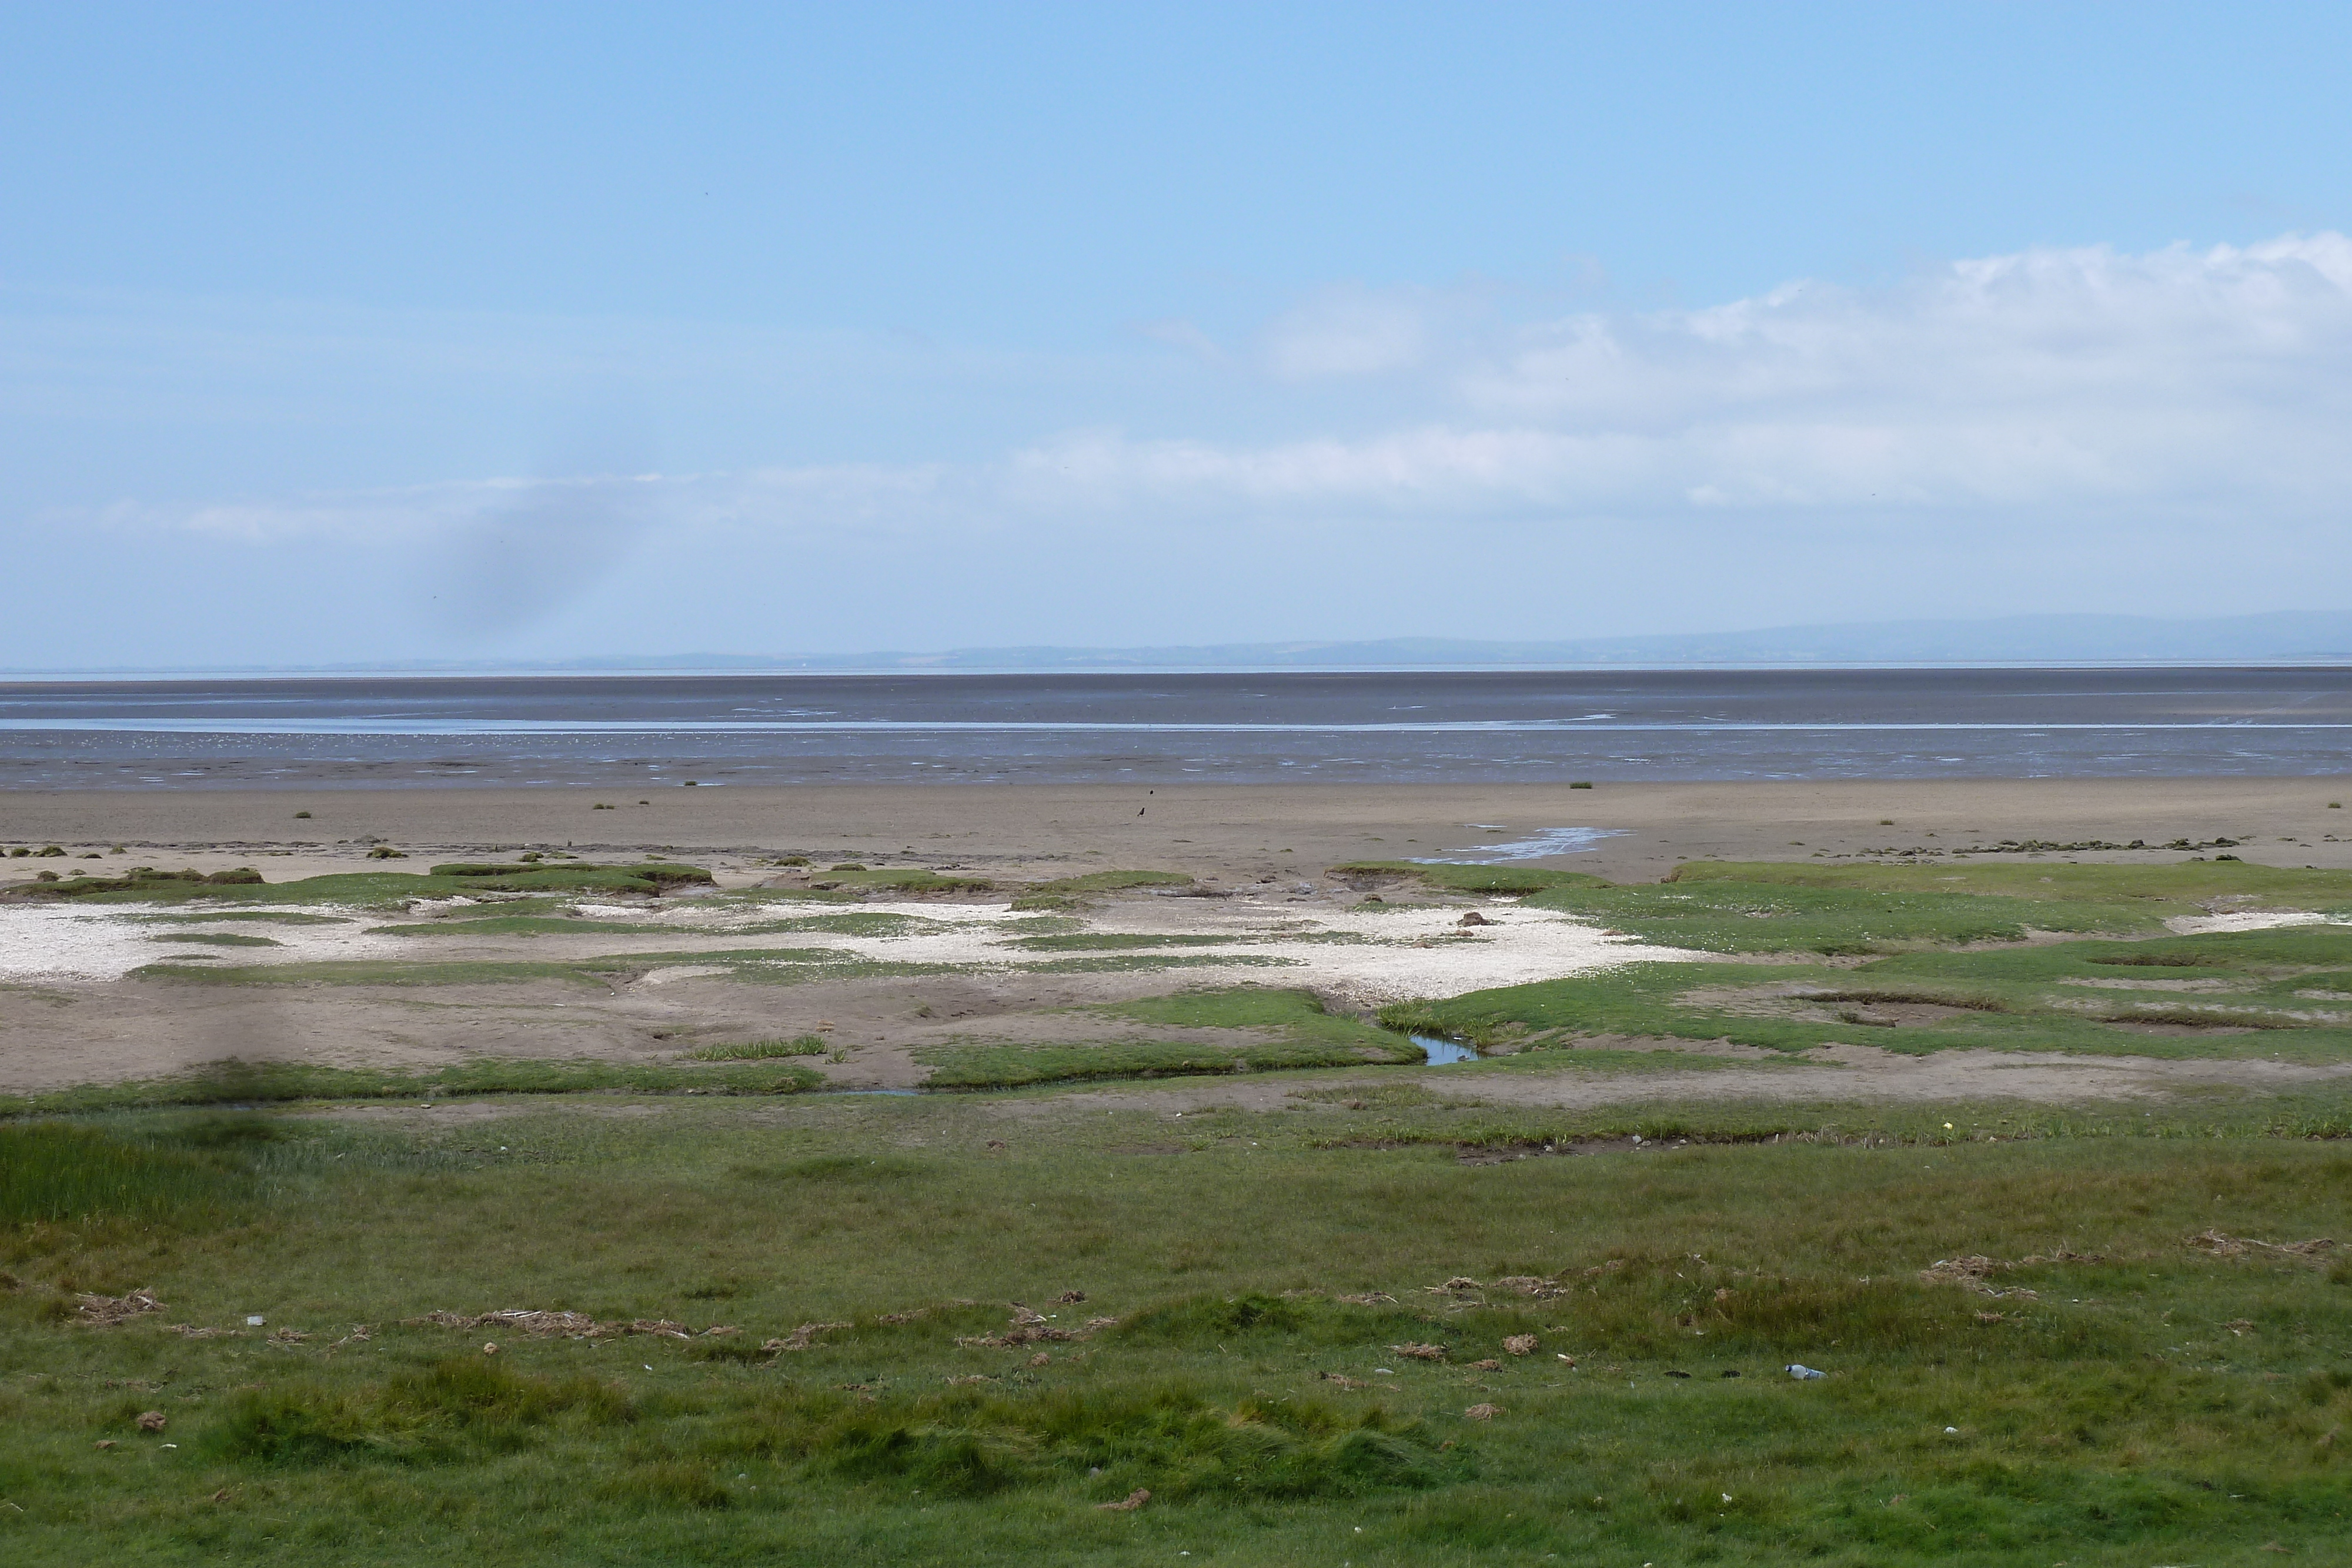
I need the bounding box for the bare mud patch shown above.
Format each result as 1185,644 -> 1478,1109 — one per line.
1562,1032 -> 1785,1061
994,1048 -> 2352,1118
1670,983 -> 1992,1030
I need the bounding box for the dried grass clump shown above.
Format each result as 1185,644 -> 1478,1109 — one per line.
75,1290 -> 165,1326
761,1322 -> 850,1353
2191,1229 -> 2335,1263
1919,1247 -> 2105,1299
406,1308 -> 734,1341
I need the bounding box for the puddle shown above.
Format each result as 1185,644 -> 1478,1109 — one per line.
1408,1033 -> 1479,1065
1411,827 -> 1625,864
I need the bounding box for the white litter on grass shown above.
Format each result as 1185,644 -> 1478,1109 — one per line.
2164,911 -> 2351,937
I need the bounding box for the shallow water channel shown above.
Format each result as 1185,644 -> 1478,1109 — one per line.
1407,1033 -> 1479,1065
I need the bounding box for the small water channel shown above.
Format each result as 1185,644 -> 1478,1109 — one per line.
1409,825 -> 1625,864
1406,1033 -> 1479,1065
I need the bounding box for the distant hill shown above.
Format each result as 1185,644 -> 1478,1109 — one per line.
13,611 -> 2352,677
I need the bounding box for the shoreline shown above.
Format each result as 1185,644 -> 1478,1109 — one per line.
0,777 -> 2343,886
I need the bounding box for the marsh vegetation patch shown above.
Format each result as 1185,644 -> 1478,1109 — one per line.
12,1092 -> 2352,1564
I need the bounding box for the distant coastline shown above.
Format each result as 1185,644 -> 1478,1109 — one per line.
2,610 -> 2350,679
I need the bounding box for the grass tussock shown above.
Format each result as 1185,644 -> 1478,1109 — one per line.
207,1359 -> 634,1465
687,1035 -> 830,1062
6,866 -> 265,898
713,1380 -> 1455,1500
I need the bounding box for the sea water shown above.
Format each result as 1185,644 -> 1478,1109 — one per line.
0,666 -> 2344,788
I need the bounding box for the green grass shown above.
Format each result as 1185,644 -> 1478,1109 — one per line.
12,862 -> 719,908
1010,870 -> 1192,911
920,1035 -> 1419,1088
1519,877 -> 2160,955
1342,858 -> 2352,958
1722,856 -> 2352,906
203,1356 -> 633,1466
9,867 -> 266,896
147,931 -> 284,947
0,1116 -> 263,1225
430,861 -> 717,892
18,862 -> 2352,1561
7,1088 -> 2352,1564
366,916 -> 683,938
0,1057 -> 828,1118
686,1035 -> 830,1062
809,868 -> 997,894
1382,924 -> 2352,1060
917,989 -> 1425,1090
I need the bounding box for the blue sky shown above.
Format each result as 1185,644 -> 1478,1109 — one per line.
5,3 -> 2351,666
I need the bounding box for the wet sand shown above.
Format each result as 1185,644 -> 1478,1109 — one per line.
0,775 -> 2346,887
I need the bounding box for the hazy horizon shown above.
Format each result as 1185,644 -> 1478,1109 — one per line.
3,609 -> 2351,678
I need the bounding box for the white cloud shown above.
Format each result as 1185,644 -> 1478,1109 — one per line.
1256,283 -> 1438,379
37,232 -> 2352,657
846,232 -> 2352,523
108,232 -> 2352,536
